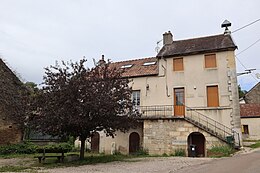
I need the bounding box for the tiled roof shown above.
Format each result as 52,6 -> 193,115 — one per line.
157,34 -> 237,58
240,104 -> 260,118
110,57 -> 158,78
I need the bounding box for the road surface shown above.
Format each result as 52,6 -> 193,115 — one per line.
178,149 -> 260,173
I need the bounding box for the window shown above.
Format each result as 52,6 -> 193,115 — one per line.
242,125 -> 249,135
143,61 -> 156,66
205,54 -> 217,68
173,58 -> 184,71
132,91 -> 140,108
121,64 -> 133,68
207,86 -> 219,107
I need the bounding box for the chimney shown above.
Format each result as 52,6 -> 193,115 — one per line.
98,55 -> 106,66
163,31 -> 173,45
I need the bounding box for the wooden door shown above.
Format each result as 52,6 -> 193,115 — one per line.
91,132 -> 100,153
174,88 -> 185,116
129,132 -> 140,154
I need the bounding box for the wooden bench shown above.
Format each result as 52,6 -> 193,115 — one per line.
34,149 -> 65,163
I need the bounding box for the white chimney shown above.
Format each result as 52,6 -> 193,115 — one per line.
163,31 -> 173,45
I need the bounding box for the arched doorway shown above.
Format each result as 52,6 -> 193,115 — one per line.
91,132 -> 100,153
129,132 -> 140,154
187,132 -> 205,157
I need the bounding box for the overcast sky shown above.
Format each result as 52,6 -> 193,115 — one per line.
0,0 -> 259,90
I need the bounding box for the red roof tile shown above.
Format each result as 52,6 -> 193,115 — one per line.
240,104 -> 260,118
110,57 -> 158,78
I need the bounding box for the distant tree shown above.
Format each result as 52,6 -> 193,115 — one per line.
238,85 -> 247,98
30,58 -> 138,159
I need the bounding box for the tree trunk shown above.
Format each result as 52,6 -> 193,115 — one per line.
80,136 -> 86,160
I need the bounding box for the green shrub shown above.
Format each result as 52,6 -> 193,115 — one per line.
0,142 -> 37,155
249,141 -> 260,148
173,148 -> 186,157
132,148 -> 149,156
207,145 -> 235,157
36,143 -> 73,153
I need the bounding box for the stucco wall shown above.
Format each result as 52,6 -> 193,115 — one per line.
130,51 -> 239,131
241,118 -> 260,140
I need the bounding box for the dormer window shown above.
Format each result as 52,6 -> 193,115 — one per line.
121,64 -> 133,68
143,61 -> 156,66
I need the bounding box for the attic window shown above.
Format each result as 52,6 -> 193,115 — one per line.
143,61 -> 156,66
121,64 -> 133,68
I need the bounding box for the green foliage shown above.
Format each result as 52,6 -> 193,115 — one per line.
131,148 -> 149,156
37,143 -> 73,153
0,142 -> 37,155
207,145 -> 235,157
0,165 -> 30,172
162,153 -> 168,157
172,148 -> 186,157
249,141 -> 260,148
0,142 -> 72,155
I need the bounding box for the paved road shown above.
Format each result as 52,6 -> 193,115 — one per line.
178,149 -> 260,173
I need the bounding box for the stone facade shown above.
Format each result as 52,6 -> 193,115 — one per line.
143,119 -> 225,156
0,59 -> 24,145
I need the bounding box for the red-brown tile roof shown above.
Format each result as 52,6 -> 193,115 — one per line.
240,104 -> 260,118
157,34 -> 237,58
110,57 -> 158,78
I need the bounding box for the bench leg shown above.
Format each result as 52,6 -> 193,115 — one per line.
38,157 -> 42,163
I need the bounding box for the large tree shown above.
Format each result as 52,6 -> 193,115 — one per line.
31,58 -> 138,159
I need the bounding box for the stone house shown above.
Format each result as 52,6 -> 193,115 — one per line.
240,82 -> 260,140
0,59 -> 24,145
240,104 -> 260,140
81,29 -> 242,157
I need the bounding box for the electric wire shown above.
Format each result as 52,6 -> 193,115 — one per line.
232,18 -> 260,33
236,38 -> 260,56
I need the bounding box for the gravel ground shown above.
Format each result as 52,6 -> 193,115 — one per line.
42,157 -> 214,173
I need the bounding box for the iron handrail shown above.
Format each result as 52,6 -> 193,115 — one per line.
138,104 -> 240,146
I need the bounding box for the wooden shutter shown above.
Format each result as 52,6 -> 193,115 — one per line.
205,54 -> 216,68
173,58 -> 184,71
207,86 -> 219,107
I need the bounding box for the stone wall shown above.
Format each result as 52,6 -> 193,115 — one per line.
0,119 -> 22,145
143,119 -> 226,156
245,83 -> 260,104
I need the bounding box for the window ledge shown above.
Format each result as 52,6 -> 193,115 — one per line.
205,68 -> 217,70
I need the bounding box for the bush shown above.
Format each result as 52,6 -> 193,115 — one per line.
132,148 -> 149,156
0,142 -> 37,155
249,141 -> 260,148
173,148 -> 185,157
207,145 -> 235,157
36,143 -> 73,153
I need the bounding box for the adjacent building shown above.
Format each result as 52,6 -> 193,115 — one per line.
240,82 -> 260,140
0,59 -> 24,145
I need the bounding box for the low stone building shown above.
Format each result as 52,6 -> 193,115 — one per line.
243,82 -> 260,104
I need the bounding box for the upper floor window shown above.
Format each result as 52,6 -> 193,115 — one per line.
132,90 -> 140,108
207,85 -> 219,107
173,58 -> 184,71
205,54 -> 217,68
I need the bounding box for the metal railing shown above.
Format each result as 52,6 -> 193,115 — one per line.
138,104 -> 240,147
